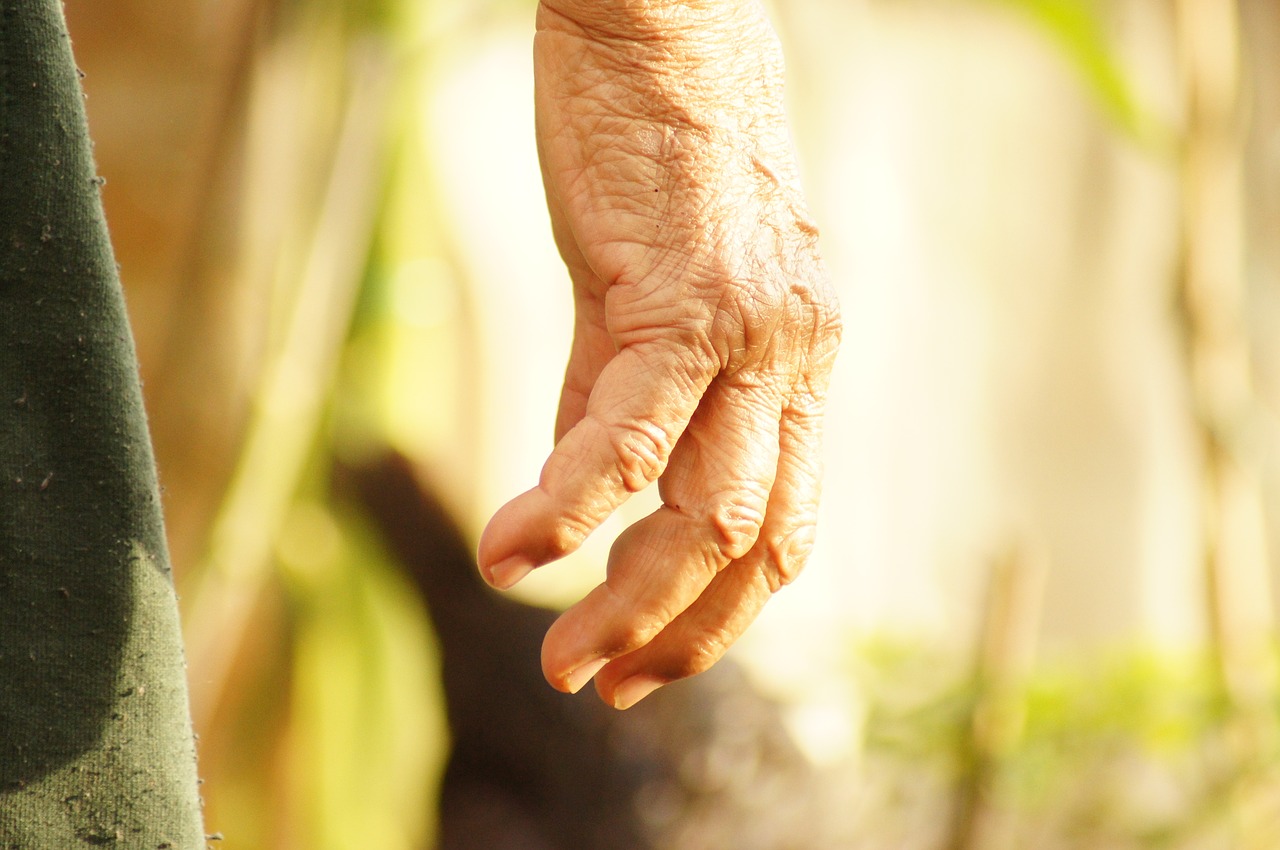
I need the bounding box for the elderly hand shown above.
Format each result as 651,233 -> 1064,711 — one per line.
477,0 -> 840,709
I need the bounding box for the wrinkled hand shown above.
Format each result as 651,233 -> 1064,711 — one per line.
477,0 -> 840,709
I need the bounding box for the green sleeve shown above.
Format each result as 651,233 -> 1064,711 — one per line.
0,2 -> 206,848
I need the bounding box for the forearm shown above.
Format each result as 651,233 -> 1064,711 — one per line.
535,0 -> 790,168
539,0 -> 768,40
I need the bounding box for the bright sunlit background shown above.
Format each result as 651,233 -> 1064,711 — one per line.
62,0 -> 1280,847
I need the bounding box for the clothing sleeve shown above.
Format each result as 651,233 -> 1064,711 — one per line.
0,2 -> 206,848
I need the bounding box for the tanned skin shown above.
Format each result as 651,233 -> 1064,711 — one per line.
478,0 -> 841,710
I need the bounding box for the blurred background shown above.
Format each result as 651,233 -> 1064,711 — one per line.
59,0 -> 1280,847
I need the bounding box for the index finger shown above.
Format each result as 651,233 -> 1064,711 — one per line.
477,335 -> 715,588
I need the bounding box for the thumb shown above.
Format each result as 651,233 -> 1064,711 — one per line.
546,198 -> 615,444
555,287 -> 613,444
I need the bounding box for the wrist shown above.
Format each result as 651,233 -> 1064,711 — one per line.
538,0 -> 761,42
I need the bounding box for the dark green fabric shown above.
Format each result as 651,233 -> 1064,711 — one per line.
0,2 -> 205,848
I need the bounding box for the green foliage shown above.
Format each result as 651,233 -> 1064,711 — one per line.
280,499 -> 446,850
850,640 -> 1261,846
983,0 -> 1174,151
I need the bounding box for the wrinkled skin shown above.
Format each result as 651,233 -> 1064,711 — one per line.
477,0 -> 841,710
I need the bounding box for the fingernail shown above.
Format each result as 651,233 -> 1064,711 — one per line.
610,675 -> 664,710
565,656 -> 609,694
487,556 -> 533,590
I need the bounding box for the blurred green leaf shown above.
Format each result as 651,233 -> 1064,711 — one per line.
283,500 -> 446,850
850,638 -> 1251,845
985,0 -> 1174,151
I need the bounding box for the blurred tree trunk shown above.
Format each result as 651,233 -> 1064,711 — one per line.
1176,0 -> 1280,841
1241,0 -> 1280,616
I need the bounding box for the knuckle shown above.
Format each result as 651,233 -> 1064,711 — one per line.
777,251 -> 840,343
820,290 -> 843,344
807,278 -> 843,350
714,278 -> 785,365
599,586 -> 668,656
665,637 -> 725,681
716,263 -> 842,373
709,488 -> 768,562
544,515 -> 589,560
606,280 -> 715,354
609,614 -> 665,657
609,419 -> 673,493
763,523 -> 817,591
